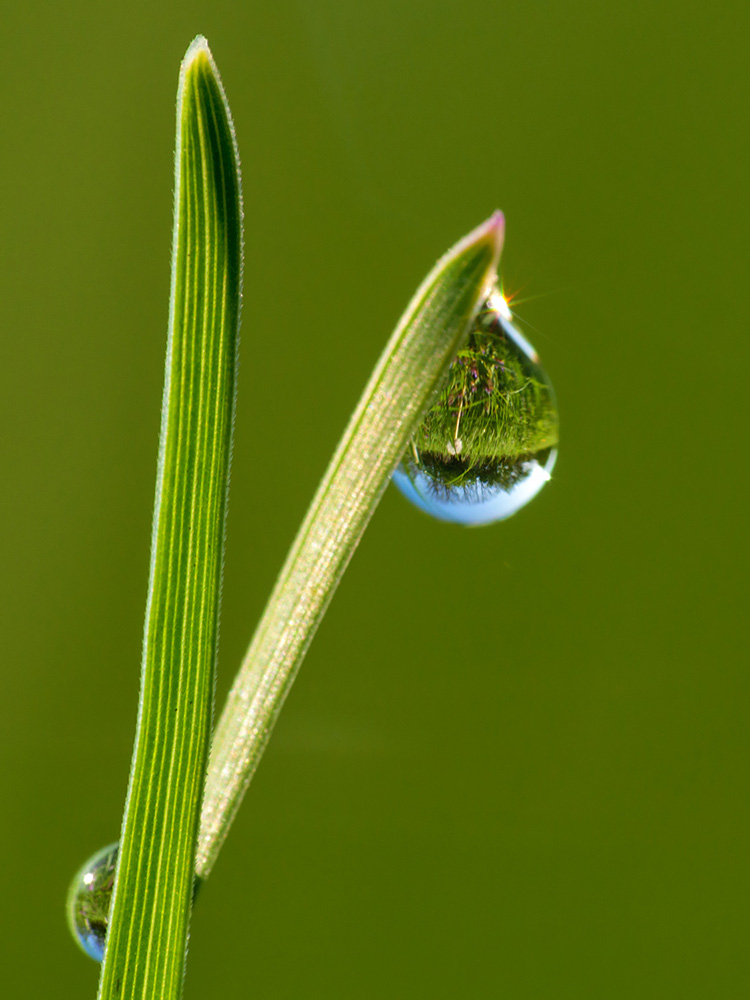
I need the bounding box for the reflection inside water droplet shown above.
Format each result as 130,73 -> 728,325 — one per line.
67,842 -> 118,962
392,289 -> 559,525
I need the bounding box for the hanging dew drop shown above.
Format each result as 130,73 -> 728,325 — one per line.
66,842 -> 119,962
392,288 -> 559,525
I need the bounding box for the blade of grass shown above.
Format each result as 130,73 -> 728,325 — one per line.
97,37 -> 242,1000
196,212 -> 504,880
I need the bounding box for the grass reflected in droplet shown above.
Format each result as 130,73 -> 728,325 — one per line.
66,843 -> 119,962
393,289 -> 559,525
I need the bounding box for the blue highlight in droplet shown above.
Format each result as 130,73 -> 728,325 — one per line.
393,448 -> 557,525
80,931 -> 106,963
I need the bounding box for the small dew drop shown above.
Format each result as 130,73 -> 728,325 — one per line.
393,289 -> 559,525
67,842 -> 119,962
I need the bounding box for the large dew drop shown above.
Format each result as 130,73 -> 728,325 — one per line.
392,289 -> 559,525
67,842 -> 119,962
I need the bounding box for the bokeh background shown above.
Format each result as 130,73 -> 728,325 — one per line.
2,1 -> 748,997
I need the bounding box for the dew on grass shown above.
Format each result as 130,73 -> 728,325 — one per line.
67,842 -> 119,962
392,289 -> 559,526
66,841 -> 203,962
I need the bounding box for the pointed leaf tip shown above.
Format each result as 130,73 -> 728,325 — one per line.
488,209 -> 505,235
438,211 -> 505,294
471,210 -> 505,250
477,210 -> 505,274
182,35 -> 212,73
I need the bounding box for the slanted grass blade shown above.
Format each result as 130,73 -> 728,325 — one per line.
197,213 -> 503,879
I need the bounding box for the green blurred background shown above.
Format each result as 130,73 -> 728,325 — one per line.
2,1 -> 748,996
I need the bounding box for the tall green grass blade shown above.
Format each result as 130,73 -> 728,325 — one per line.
196,213 -> 503,879
97,37 -> 242,999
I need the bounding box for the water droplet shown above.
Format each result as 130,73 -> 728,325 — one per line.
393,289 -> 559,525
66,842 -> 118,961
